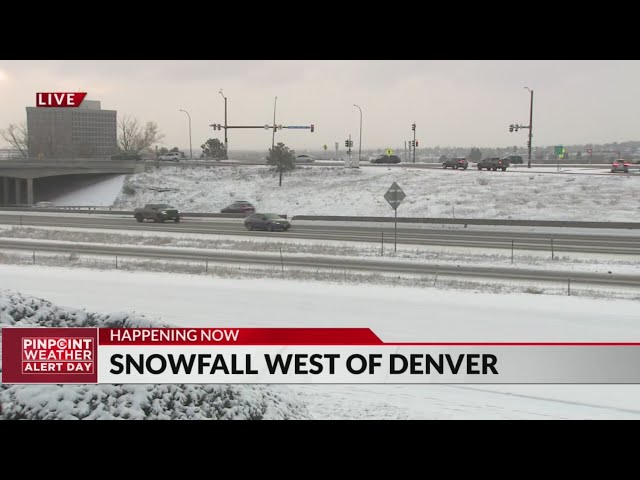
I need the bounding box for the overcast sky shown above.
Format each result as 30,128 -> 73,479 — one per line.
1,60 -> 639,153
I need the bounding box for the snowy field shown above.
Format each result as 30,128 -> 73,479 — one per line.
2,226 -> 639,278
2,264 -> 640,419
109,165 -> 640,221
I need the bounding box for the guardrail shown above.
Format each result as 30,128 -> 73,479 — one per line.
0,207 -> 633,228
289,215 -> 640,229
0,206 -> 278,219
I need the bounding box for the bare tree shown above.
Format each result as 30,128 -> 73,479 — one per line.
117,115 -> 164,153
0,122 -> 29,158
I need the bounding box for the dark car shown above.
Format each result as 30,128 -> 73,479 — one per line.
442,157 -> 468,170
477,157 -> 509,171
133,203 -> 181,223
611,160 -> 630,173
370,154 -> 401,164
244,213 -> 291,231
221,201 -> 256,215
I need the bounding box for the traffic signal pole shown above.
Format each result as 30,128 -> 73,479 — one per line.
411,122 -> 416,163
527,89 -> 534,169
509,88 -> 534,168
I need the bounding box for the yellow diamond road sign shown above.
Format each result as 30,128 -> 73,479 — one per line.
386,148 -> 393,156
384,182 -> 406,211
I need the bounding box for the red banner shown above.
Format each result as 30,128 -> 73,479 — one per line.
36,92 -> 87,107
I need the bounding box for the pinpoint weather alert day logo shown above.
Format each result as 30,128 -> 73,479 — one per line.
36,92 -> 87,107
2,328 -> 98,384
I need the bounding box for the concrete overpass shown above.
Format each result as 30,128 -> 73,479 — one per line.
0,158 -> 142,205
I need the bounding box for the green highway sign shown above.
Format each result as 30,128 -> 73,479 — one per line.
554,145 -> 564,156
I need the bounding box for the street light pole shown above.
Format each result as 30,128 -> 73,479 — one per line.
525,87 -> 534,169
218,90 -> 228,158
179,109 -> 192,159
353,104 -> 362,167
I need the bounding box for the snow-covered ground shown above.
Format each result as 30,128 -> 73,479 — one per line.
113,165 -> 640,221
2,264 -> 640,419
2,226 -> 639,277
0,289 -> 309,420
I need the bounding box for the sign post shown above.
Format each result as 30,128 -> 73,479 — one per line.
554,145 -> 564,172
384,182 -> 406,252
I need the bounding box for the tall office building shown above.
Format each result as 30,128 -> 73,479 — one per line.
26,99 -> 117,158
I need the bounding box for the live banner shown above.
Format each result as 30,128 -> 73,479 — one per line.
3,327 -> 640,384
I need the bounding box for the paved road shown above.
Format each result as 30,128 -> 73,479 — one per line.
1,213 -> 639,255
0,238 -> 638,287
151,160 -> 640,176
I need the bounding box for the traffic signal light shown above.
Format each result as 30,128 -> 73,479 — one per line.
509,124 -> 514,133
526,140 -> 531,148
587,148 -> 592,155
415,141 -> 419,147
310,124 -> 314,133
345,140 -> 349,148
411,123 -> 416,131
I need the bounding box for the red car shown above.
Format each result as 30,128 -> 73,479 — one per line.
221,201 -> 256,215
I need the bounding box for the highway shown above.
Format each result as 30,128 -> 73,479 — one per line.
0,237 -> 638,287
1,213 -> 639,255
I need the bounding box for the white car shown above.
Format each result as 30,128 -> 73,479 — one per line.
295,154 -> 315,163
159,152 -> 181,161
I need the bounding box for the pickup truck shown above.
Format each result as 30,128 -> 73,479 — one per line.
477,157 -> 509,171
134,203 -> 181,223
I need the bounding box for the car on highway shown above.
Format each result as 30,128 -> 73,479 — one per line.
477,157 -> 509,171
295,154 -> 315,164
244,213 -> 291,231
158,152 -> 181,161
611,160 -> 631,173
442,157 -> 468,170
370,154 -> 401,164
221,200 -> 256,215
503,155 -> 523,164
134,203 -> 181,223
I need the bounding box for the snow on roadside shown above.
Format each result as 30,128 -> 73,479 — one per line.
0,290 -> 310,420
2,228 -> 639,276
113,165 -> 640,221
